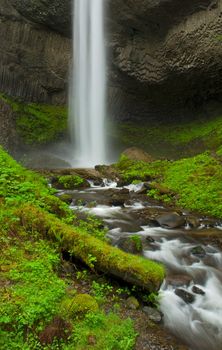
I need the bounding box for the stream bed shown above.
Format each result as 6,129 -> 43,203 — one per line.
57,179 -> 222,350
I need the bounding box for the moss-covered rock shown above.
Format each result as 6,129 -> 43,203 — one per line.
61,294 -> 99,318
52,174 -> 88,190
126,296 -> 140,310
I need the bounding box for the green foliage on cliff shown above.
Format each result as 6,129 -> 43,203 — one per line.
116,151 -> 222,218
111,114 -> 222,158
0,93 -> 67,145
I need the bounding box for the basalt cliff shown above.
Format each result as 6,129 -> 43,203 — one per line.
1,0 -> 222,150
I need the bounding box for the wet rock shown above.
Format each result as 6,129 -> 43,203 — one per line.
136,186 -> 148,195
94,165 -> 120,181
143,306 -> 163,324
126,296 -> 140,310
146,236 -> 155,243
86,201 -> 97,208
134,207 -> 167,226
192,286 -> 205,295
93,179 -> 104,187
190,246 -> 206,258
166,274 -> 192,287
117,235 -> 143,254
58,193 -> 73,204
156,213 -> 185,229
136,183 -> 151,195
175,289 -> 195,304
122,147 -> 154,163
200,218 -> 217,228
106,188 -> 129,206
186,216 -> 200,228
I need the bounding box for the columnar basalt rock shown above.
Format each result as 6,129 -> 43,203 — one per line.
0,0 -> 71,105
107,0 -> 222,121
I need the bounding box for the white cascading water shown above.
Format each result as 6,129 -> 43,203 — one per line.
69,0 -> 106,167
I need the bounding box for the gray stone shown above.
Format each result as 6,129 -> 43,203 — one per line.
143,306 -> 163,324
156,213 -> 185,229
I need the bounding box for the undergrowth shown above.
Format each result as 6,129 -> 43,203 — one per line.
1,146 -> 165,349
116,151 -> 222,218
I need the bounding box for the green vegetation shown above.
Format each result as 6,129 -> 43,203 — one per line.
0,146 -> 165,349
67,311 -> 136,350
115,154 -> 167,183
116,151 -> 222,218
110,114 -> 222,158
61,294 -> 99,318
130,235 -> 143,251
15,203 -> 165,289
0,93 -> 67,145
57,175 -> 85,189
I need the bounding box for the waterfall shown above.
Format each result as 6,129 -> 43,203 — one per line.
69,0 -> 106,167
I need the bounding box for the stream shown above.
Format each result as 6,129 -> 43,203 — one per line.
58,179 -> 222,350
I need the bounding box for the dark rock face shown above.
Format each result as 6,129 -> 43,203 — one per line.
9,0 -> 72,36
107,0 -> 222,121
1,0 -> 222,149
0,0 -> 71,106
0,99 -> 18,151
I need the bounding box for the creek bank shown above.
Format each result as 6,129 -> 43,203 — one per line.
1,147 -> 179,350
55,165 -> 222,350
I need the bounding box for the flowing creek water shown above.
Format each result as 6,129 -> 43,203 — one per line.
57,179 -> 222,350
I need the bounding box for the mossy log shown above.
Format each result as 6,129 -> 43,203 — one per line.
16,204 -> 165,292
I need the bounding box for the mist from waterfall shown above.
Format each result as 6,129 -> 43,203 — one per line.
69,0 -> 106,167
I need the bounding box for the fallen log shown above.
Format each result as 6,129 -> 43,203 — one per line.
16,204 -> 165,292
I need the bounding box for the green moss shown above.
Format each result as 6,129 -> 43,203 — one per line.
67,311 -> 137,350
15,203 -> 165,291
61,294 -> 99,318
130,235 -> 143,251
57,175 -> 85,189
161,152 -> 222,217
109,114 -> 222,159
0,227 -> 66,348
0,93 -> 67,145
116,151 -> 222,218
115,154 -> 167,183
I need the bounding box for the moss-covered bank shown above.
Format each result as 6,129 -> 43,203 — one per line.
109,113 -> 222,159
0,93 -> 67,145
0,146 -> 165,349
115,151 -> 222,218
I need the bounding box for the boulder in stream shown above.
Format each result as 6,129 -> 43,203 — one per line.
190,246 -> 206,258
192,286 -> 205,295
175,289 -> 195,304
156,212 -> 185,229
